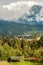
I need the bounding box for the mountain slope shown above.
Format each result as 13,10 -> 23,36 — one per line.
0,20 -> 43,37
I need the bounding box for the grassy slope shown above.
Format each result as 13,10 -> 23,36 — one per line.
10,61 -> 43,65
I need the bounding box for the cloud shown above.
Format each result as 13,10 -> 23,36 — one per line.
0,1 -> 43,21
2,1 -> 38,10
36,8 -> 43,22
0,0 -> 43,5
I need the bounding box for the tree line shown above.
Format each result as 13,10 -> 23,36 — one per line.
0,34 -> 43,61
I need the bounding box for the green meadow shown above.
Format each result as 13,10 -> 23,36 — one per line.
10,61 -> 43,65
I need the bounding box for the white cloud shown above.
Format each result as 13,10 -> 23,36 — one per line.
2,1 -> 43,9
36,8 -> 43,22
0,1 -> 43,21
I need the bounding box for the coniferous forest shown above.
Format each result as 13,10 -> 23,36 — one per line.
0,34 -> 43,62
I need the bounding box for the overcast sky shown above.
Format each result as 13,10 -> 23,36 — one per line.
0,0 -> 43,5
0,0 -> 43,21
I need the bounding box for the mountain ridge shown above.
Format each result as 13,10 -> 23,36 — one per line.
0,20 -> 43,38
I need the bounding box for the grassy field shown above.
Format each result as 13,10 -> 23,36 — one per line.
10,61 -> 43,65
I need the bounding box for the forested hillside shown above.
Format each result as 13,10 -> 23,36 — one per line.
0,20 -> 43,37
